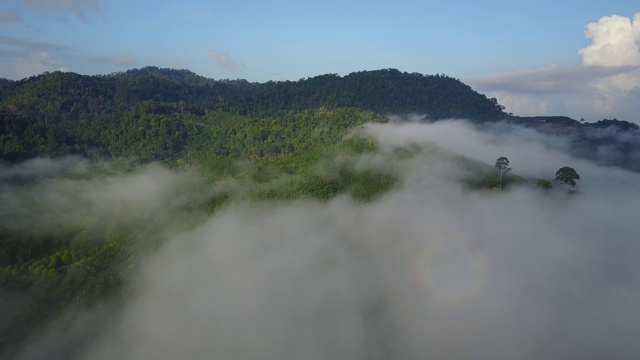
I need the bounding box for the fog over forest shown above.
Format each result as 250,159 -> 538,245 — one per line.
7,121 -> 640,360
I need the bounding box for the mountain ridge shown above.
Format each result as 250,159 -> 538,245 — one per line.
1,67 -> 638,171
0,67 -> 504,119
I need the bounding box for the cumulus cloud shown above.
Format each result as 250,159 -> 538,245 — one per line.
0,9 -> 20,23
208,49 -> 239,70
578,13 -> 640,66
13,121 -> 640,360
97,53 -> 139,66
21,0 -> 102,21
470,13 -> 640,124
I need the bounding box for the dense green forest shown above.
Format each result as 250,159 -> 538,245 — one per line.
2,67 -> 638,169
0,67 -> 507,163
0,67 -> 638,356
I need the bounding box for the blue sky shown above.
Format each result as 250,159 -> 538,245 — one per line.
1,1 -> 639,122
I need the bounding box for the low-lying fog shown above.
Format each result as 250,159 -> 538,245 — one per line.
9,120 -> 640,360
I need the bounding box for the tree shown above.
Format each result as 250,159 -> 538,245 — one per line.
494,156 -> 511,189
555,166 -> 580,193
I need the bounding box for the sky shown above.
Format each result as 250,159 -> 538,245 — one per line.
0,0 -> 639,122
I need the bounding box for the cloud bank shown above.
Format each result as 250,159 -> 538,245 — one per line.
12,121 -> 640,360
471,13 -> 640,124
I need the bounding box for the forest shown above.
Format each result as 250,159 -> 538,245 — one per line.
1,68 -> 639,358
2,67 -> 638,169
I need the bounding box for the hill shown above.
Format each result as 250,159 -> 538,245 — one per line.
0,67 -> 507,163
1,67 -> 639,172
1,67 -> 504,119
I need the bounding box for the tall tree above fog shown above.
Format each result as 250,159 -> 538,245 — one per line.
555,166 -> 580,193
495,156 -> 511,190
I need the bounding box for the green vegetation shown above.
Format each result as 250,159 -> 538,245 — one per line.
0,133 -> 396,353
0,68 -> 505,163
555,166 -> 580,193
464,169 -> 528,191
0,66 -> 606,355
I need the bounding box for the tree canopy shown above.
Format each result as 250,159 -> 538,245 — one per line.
555,166 -> 580,191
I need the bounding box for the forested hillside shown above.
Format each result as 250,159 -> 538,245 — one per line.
1,67 -> 639,357
3,67 -> 638,171
0,67 -> 506,163
1,67 -> 504,118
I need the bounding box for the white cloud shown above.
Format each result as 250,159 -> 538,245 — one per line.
578,13 -> 640,66
208,49 -> 239,70
469,13 -> 640,123
0,160 -> 209,234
